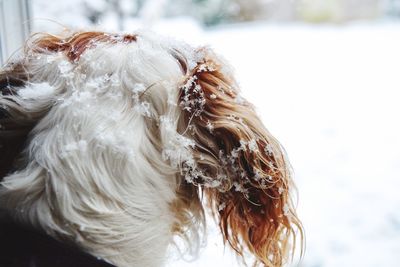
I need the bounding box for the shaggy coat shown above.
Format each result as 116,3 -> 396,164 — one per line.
0,31 -> 303,267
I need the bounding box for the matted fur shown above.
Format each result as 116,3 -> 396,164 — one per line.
0,30 -> 303,267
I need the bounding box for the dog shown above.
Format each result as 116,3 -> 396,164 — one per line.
0,30 -> 303,267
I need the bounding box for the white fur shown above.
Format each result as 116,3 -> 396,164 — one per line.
0,32 -> 196,267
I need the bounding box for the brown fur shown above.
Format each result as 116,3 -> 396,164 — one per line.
30,31 -> 137,61
177,51 -> 304,266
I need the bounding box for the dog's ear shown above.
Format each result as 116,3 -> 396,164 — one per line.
177,50 -> 303,266
0,56 -> 58,179
0,63 -> 32,179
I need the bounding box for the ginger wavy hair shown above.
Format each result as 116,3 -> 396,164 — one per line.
176,51 -> 304,266
0,31 -> 303,267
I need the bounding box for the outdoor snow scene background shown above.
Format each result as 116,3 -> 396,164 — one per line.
5,0 -> 400,266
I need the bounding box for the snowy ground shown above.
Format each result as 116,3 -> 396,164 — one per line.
30,4 -> 400,266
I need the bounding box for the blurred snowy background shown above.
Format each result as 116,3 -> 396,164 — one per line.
9,0 -> 400,266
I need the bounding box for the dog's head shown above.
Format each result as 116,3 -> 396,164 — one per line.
0,31 -> 303,267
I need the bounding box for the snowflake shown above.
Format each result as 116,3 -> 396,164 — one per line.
197,63 -> 216,73
208,180 -> 222,188
265,143 -> 274,156
230,148 -> 239,159
193,84 -> 201,92
260,179 -> 267,189
218,202 -> 226,211
278,186 -> 285,195
206,120 -> 214,133
210,93 -> 217,99
134,101 -> 151,117
131,83 -> 146,101
160,115 -> 205,186
248,139 -> 258,152
239,140 -> 248,151
132,83 -> 146,94
283,204 -> 290,216
253,169 -> 263,181
233,182 -> 247,193
179,74 -> 205,117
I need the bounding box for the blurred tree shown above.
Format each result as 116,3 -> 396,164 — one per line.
32,0 -> 399,31
163,0 -> 287,26
297,0 -> 383,22
163,0 -> 230,26
83,0 -> 137,30
298,0 -> 343,22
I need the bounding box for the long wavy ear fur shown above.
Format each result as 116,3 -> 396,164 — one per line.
177,49 -> 303,266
